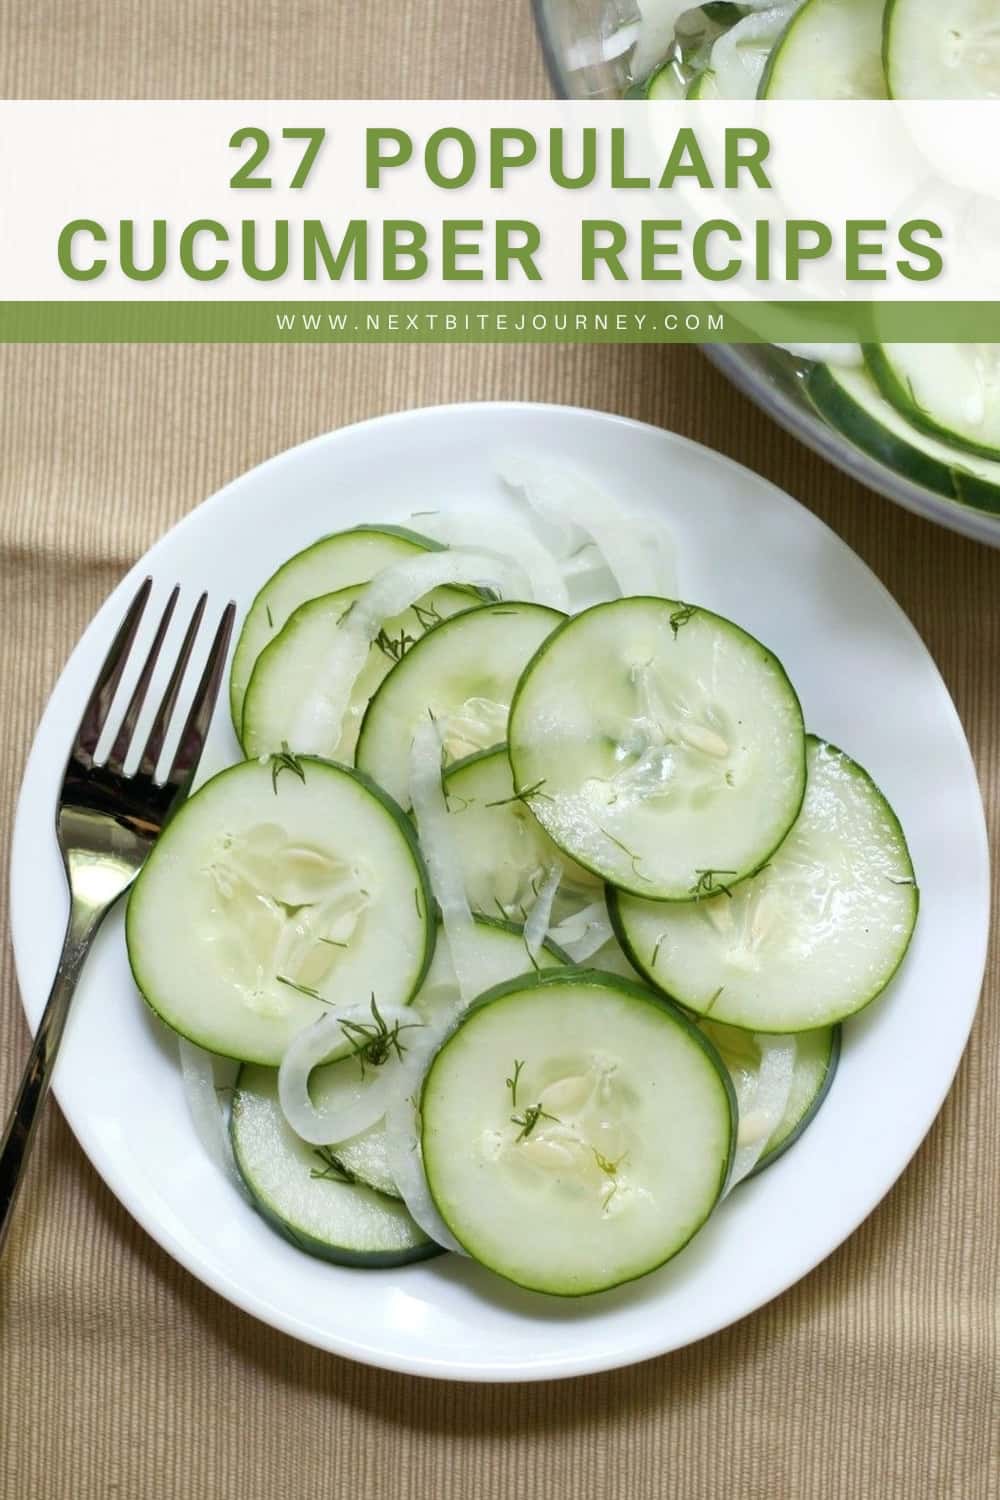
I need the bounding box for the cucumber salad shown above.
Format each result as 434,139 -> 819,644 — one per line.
126,469 -> 917,1296
628,0 -> 1000,519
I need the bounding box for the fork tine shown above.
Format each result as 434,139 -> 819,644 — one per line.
163,601 -> 236,792
104,586 -> 180,774
71,577 -> 153,767
136,592 -> 207,780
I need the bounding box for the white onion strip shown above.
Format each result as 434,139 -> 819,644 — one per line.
499,453 -> 678,601
177,1039 -> 248,1197
523,864 -> 562,963
409,713 -> 482,1008
725,1035 -> 797,1193
549,898 -> 615,963
384,1022 -> 467,1254
413,513 -> 570,612
289,547 -> 533,753
277,1002 -> 413,1146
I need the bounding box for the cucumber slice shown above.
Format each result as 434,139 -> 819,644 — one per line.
646,59 -> 688,98
884,0 -> 1000,98
610,736 -> 918,1031
355,602 -> 564,808
443,746 -> 600,925
231,1064 -> 438,1265
698,1018 -> 840,1176
754,1024 -> 840,1172
241,582 -> 474,764
708,6 -> 798,97
807,363 -> 1000,515
420,970 -> 736,1296
127,755 -> 433,1064
229,525 -> 440,735
760,0 -> 887,98
507,598 -> 806,901
865,344 -> 1000,463
687,68 -> 720,97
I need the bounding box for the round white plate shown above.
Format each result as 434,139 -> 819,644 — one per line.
10,402 -> 990,1382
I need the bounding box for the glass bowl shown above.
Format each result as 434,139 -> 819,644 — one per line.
531,0 -> 1000,548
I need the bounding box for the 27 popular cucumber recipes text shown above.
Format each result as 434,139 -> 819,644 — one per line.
54,123 -> 944,287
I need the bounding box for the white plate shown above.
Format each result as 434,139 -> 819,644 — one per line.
10,402 -> 990,1381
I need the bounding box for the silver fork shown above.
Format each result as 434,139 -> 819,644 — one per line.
0,578 -> 235,1257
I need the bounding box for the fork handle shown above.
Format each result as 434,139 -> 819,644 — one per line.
0,901 -> 104,1258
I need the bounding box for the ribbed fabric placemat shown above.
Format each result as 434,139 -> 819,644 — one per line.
0,6 -> 997,1498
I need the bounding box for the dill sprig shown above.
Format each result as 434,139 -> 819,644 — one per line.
265,604 -> 275,629
310,1146 -> 353,1184
412,601 -> 444,632
689,868 -> 738,900
338,994 -> 420,1077
486,778 -> 552,809
506,1059 -> 525,1109
669,603 -> 698,638
511,1102 -> 560,1142
271,741 -> 306,794
600,826 -> 651,884
373,625 -> 416,663
276,974 -> 324,1001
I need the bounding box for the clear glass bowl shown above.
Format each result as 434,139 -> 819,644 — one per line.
531,0 -> 1000,548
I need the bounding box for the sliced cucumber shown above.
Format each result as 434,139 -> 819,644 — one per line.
507,598 -> 806,901
231,1064 -> 438,1265
127,755 -> 433,1064
229,525 -> 441,735
355,602 -> 564,808
754,1024 -> 840,1172
442,746 -> 600,925
241,582 -> 473,764
807,363 -> 1000,515
698,1018 -> 840,1176
865,344 -> 1000,463
610,736 -> 918,1032
708,6 -> 798,97
884,0 -> 1000,98
760,0 -> 887,98
687,68 -> 720,97
646,58 -> 688,98
420,970 -> 735,1296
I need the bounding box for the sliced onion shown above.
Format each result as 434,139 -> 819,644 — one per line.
277,1002 -> 413,1146
725,1034 -> 797,1192
523,863 -> 562,963
409,714 -> 481,1008
383,1022 -> 467,1254
177,1039 -> 247,1197
500,453 -> 678,601
549,898 -> 615,962
289,547 -> 533,753
413,512 -> 570,612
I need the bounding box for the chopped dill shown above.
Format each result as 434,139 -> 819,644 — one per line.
338,994 -> 421,1078
318,937 -> 348,949
651,934 -> 666,968
486,778 -> 552,808
373,625 -> 416,663
310,1146 -> 352,1184
689,868 -> 738,900
704,985 -> 725,1016
506,1059 -> 525,1109
412,601 -> 444,632
511,1102 -> 560,1142
668,603 -> 698,639
600,827 -> 651,884
271,741 -> 306,794
265,604 -> 274,629
276,973 -> 324,1000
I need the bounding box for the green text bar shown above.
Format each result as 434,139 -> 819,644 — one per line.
0,301 -> 998,343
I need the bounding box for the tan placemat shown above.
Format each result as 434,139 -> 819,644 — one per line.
1,8 -> 998,1500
